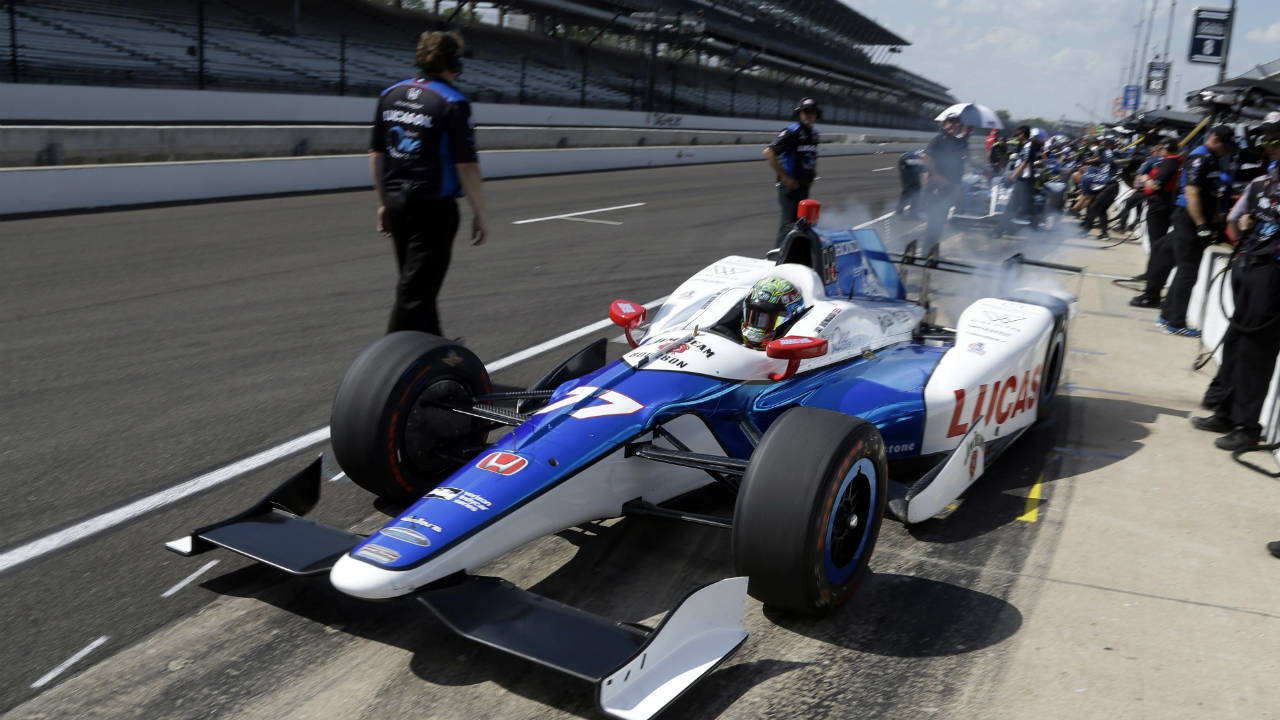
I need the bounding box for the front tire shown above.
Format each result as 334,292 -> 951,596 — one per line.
331,332 -> 491,504
732,407 -> 888,615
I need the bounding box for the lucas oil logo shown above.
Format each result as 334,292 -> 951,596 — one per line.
476,452 -> 528,475
946,364 -> 1043,438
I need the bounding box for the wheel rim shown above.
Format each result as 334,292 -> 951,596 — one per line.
824,456 -> 877,585
402,378 -> 476,474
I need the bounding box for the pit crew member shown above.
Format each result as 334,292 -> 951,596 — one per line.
1160,125 -> 1235,337
1192,116 -> 1280,451
765,98 -> 820,247
371,30 -> 488,337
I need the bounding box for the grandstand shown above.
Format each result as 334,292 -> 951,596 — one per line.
1,0 -> 953,129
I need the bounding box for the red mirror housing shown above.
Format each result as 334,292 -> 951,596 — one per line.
797,198 -> 821,225
765,336 -> 828,380
610,299 -> 646,348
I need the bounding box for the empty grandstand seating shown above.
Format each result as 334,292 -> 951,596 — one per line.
1,0 -> 944,128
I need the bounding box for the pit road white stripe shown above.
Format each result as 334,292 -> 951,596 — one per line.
872,166 -> 895,172
161,560 -> 219,598
30,637 -> 108,688
0,296 -> 667,576
512,202 -> 645,224
0,427 -> 330,575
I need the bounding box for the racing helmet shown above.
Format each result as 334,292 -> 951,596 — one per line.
741,276 -> 805,348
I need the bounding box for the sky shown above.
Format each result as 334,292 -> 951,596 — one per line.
848,0 -> 1280,124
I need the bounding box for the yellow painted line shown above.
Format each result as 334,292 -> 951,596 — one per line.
1017,474 -> 1044,523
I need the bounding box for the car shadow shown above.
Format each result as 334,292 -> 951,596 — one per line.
764,571 -> 1022,658
897,392 -> 1186,544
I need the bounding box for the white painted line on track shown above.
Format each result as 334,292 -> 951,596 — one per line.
871,166 -> 895,172
328,471 -> 347,483
0,427 -> 330,576
512,202 -> 645,225
161,560 -> 219,598
484,295 -> 668,372
560,216 -> 622,226
0,297 -> 668,576
31,636 -> 107,688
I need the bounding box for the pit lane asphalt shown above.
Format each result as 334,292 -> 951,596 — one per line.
3,155 -> 1272,718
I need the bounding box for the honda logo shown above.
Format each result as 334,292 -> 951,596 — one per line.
476,452 -> 529,475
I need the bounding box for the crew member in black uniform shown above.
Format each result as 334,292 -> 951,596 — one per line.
1190,117 -> 1280,451
370,30 -> 488,337
765,97 -> 820,247
896,149 -> 926,218
1160,125 -> 1234,337
993,125 -> 1041,237
1130,140 -> 1182,308
920,113 -> 969,251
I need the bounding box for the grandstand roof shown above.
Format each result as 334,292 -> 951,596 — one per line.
500,0 -> 944,102
509,0 -> 908,47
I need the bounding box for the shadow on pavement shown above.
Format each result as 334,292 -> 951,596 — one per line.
764,571 -> 1022,658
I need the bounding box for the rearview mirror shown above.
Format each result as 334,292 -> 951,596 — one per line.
610,299 -> 646,348
765,336 -> 828,381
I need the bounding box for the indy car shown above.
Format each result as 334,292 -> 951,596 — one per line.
167,201 -> 1075,719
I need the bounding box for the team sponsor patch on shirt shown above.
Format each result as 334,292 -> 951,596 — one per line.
382,109 -> 433,127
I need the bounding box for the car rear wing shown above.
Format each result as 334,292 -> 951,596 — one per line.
892,242 -> 1084,326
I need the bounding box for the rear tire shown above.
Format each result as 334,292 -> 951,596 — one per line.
1036,326 -> 1066,421
732,407 -> 888,615
331,332 -> 491,504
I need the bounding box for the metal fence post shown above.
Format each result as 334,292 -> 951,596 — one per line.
519,55 -> 526,104
197,0 -> 206,89
580,46 -> 587,108
339,34 -> 347,95
8,0 -> 18,83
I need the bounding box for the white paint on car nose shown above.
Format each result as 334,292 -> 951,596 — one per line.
330,554 -> 417,599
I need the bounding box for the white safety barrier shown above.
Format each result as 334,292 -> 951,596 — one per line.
0,142 -> 918,215
0,83 -> 936,139
1193,246 -> 1280,467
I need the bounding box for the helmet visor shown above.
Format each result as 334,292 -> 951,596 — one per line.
743,307 -> 782,333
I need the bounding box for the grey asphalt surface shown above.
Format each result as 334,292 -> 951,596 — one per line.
3,153 -> 1244,719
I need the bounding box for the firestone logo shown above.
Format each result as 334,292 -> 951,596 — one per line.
476,451 -> 529,475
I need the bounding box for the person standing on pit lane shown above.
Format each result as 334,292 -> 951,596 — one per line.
992,125 -> 1041,237
896,149 -> 927,218
920,113 -> 969,252
1159,125 -> 1235,337
1189,117 -> 1280,452
1080,142 -> 1121,241
371,30 -> 488,337
765,98 -> 820,248
1130,140 -> 1183,308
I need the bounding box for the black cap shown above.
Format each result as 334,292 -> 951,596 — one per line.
793,97 -> 821,119
1207,124 -> 1234,141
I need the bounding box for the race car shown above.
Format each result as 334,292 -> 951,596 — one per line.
166,201 -> 1074,719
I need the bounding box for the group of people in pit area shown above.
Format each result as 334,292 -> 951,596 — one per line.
764,99 -> 1280,560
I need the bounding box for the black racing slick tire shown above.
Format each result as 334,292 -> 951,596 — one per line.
330,331 -> 491,504
1036,325 -> 1067,421
732,407 -> 888,616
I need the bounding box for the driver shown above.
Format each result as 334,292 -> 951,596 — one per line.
741,276 -> 806,348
